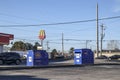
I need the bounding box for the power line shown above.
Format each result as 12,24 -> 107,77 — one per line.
0,16 -> 120,27
0,12 -> 39,22
14,37 -> 39,42
0,19 -> 21,24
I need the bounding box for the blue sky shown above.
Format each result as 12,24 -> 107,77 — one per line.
0,0 -> 120,52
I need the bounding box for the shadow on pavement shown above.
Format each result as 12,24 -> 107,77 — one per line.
0,75 -> 48,80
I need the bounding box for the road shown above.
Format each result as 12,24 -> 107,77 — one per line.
0,59 -> 120,70
0,65 -> 120,80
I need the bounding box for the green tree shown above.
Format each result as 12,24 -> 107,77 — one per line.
51,49 -> 57,59
33,42 -> 41,50
69,47 -> 74,57
10,41 -> 26,51
25,42 -> 33,50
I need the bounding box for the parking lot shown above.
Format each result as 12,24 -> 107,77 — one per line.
0,59 -> 120,80
0,64 -> 120,80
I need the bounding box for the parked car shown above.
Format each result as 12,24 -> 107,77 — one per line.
95,55 -> 108,59
108,55 -> 120,60
0,52 -> 22,65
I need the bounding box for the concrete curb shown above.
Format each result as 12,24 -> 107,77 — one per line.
0,63 -> 120,70
0,65 -> 82,70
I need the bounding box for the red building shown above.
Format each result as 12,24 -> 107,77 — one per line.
0,33 -> 14,52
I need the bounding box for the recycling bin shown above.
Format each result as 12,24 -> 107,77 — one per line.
27,50 -> 49,66
74,49 -> 94,65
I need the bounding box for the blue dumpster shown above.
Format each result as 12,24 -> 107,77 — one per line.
27,50 -> 49,66
74,49 -> 94,65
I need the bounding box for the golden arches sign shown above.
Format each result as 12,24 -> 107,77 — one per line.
39,30 -> 46,40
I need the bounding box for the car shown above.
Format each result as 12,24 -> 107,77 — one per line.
0,52 -> 22,65
108,55 -> 120,60
95,55 -> 108,59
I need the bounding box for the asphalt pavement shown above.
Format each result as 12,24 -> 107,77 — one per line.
0,59 -> 120,70
0,63 -> 120,80
0,59 -> 120,80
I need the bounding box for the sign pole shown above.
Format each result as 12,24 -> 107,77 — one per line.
41,40 -> 43,50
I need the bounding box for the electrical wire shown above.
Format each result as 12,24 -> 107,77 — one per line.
0,16 -> 120,27
0,13 -> 39,22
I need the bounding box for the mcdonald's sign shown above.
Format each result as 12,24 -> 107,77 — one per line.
39,30 -> 46,40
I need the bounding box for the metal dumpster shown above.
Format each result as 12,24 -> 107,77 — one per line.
27,50 -> 48,66
74,49 -> 94,65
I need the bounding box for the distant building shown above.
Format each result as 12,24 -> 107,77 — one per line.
0,33 -> 14,53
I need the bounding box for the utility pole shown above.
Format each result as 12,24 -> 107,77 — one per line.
22,39 -> 26,51
100,24 -> 105,56
96,3 -> 99,57
46,41 -> 49,52
86,40 -> 91,49
62,33 -> 64,55
86,40 -> 88,48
